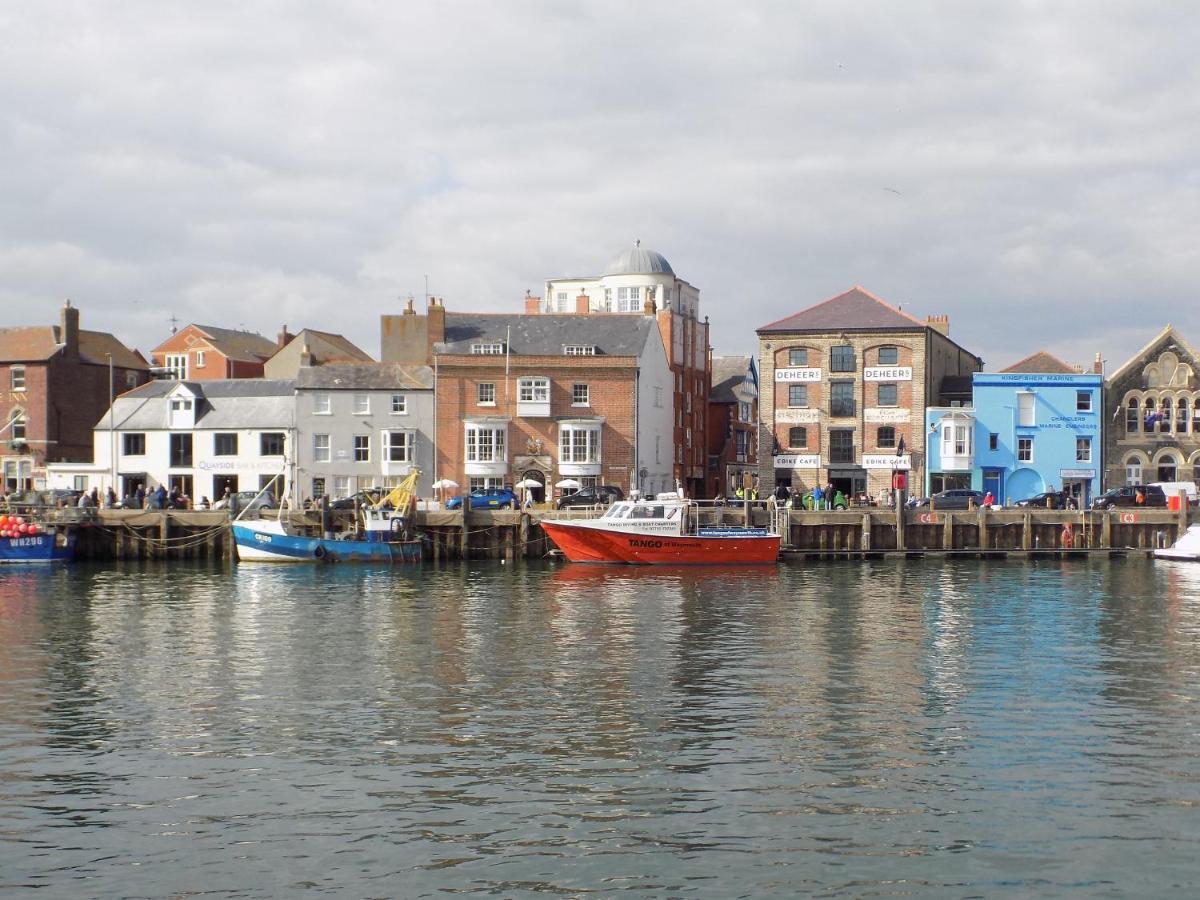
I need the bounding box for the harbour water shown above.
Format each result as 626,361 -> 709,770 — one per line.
2,558 -> 1200,897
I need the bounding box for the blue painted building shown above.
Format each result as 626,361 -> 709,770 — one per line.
924,352 -> 1103,505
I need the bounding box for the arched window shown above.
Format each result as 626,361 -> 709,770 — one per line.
1160,397 -> 1173,433
877,426 -> 896,448
7,408 -> 26,443
1144,398 -> 1157,433
1126,397 -> 1139,434
1158,455 -> 1179,482
788,426 -> 807,448
1193,397 -> 1200,434
1177,398 -> 1189,434
1123,453 -> 1144,486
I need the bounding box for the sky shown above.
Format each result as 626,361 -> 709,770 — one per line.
2,1 -> 1198,373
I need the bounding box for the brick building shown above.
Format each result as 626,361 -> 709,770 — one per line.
541,242 -> 711,497
381,297 -> 674,502
756,287 -> 982,501
1104,325 -> 1200,488
0,301 -> 149,492
150,323 -> 277,380
706,356 -> 758,498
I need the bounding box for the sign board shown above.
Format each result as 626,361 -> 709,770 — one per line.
774,454 -> 821,469
865,408 -> 911,423
775,367 -> 823,383
917,512 -> 939,524
1119,513 -> 1138,524
1059,468 -> 1096,479
862,454 -> 911,470
775,408 -> 820,424
863,366 -> 913,381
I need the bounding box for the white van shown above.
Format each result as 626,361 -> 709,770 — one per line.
1150,481 -> 1199,506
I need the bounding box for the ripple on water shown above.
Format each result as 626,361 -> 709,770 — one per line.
2,557 -> 1200,896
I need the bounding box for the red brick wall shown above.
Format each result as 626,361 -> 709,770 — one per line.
434,356 -> 640,494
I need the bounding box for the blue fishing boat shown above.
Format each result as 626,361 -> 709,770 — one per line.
0,526 -> 77,564
232,513 -> 421,564
232,471 -> 422,564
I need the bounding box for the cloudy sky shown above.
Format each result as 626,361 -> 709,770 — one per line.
3,1 -> 1198,372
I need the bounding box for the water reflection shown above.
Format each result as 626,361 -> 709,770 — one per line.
2,558 -> 1200,895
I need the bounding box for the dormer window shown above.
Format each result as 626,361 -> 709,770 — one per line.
564,345 -> 596,356
471,342 -> 505,355
169,396 -> 195,429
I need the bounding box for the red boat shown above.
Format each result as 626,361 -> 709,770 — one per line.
540,494 -> 780,565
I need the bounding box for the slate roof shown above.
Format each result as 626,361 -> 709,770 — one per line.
998,351 -> 1078,374
297,363 -> 432,390
438,314 -> 655,357
758,286 -> 928,333
0,326 -> 147,369
710,356 -> 753,404
99,379 -> 296,431
275,329 -> 375,365
165,324 -> 277,361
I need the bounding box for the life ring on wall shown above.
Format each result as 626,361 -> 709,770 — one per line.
314,544 -> 327,559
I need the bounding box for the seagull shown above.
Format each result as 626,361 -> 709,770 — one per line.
883,187 -> 902,196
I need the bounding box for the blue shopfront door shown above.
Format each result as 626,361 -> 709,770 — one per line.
983,469 -> 1004,504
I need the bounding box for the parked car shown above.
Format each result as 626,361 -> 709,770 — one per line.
213,490 -> 275,511
444,487 -> 518,510
556,485 -> 625,510
1015,491 -> 1072,510
924,489 -> 987,510
1091,485 -> 1167,510
330,490 -> 385,510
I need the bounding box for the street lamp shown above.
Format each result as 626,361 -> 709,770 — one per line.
107,353 -> 116,494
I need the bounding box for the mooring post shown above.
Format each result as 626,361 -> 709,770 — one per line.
861,513 -> 871,552
1022,510 -> 1032,551
895,502 -> 905,551
1101,510 -> 1112,549
943,512 -> 954,550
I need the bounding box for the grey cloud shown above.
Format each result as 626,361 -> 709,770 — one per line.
0,1 -> 1197,373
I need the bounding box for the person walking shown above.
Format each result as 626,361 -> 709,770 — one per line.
135,483 -> 146,509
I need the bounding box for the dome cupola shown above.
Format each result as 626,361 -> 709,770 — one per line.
602,240 -> 674,277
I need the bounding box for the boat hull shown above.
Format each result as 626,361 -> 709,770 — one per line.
232,522 -> 421,564
0,532 -> 77,564
541,520 -> 779,565
1154,524 -> 1200,561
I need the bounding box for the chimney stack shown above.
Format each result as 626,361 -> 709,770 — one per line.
574,292 -> 590,315
299,342 -> 315,367
524,292 -> 542,315
925,314 -> 950,336
427,296 -> 446,356
404,298 -> 416,316
61,299 -> 80,358
1093,352 -> 1104,375
277,325 -> 295,349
